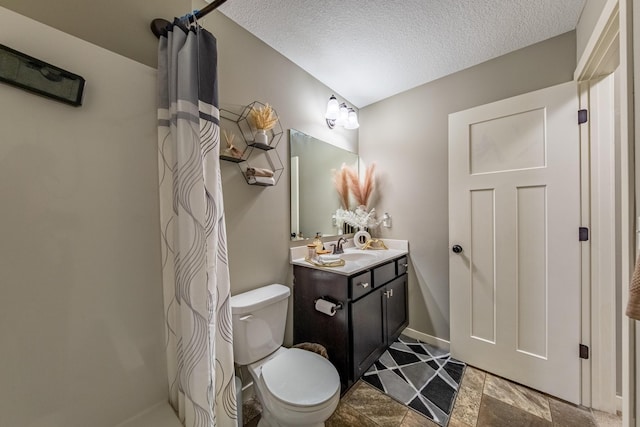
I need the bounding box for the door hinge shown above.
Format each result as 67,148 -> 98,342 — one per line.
578,109 -> 588,124
579,344 -> 589,359
579,227 -> 589,241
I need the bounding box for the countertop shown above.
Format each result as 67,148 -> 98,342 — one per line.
290,239 -> 409,276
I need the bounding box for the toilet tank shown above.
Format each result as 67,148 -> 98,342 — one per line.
230,284 -> 290,365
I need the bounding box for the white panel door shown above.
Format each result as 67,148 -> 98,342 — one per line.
449,81 -> 581,404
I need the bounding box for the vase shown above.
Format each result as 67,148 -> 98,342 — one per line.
255,129 -> 268,145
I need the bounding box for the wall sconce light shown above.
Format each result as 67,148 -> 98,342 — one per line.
325,95 -> 359,130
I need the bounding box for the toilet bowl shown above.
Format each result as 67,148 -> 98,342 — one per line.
231,284 -> 340,427
249,347 -> 340,427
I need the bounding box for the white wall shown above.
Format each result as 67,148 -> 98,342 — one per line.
0,8 -> 166,427
359,32 -> 577,341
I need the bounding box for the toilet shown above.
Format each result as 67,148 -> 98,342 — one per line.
231,284 -> 340,427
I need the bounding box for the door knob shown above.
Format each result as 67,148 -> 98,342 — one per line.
452,245 -> 463,254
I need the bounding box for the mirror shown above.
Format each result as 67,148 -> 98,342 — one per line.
290,129 -> 358,240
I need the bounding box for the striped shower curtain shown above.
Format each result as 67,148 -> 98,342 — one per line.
156,20 -> 237,427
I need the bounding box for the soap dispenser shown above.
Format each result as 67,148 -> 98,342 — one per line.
313,232 -> 323,253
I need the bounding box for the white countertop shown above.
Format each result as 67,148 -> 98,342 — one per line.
290,239 -> 409,276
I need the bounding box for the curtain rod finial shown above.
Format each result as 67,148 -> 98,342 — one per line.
150,18 -> 171,38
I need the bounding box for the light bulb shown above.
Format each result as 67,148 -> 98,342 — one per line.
344,108 -> 359,129
325,95 -> 339,120
336,104 -> 349,127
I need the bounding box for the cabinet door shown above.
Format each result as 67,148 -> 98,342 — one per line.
385,274 -> 408,344
351,288 -> 385,379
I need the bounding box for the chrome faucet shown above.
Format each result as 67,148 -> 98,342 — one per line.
332,237 -> 347,254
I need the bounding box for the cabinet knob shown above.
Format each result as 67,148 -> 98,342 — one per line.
358,282 -> 369,288
402,263 -> 408,268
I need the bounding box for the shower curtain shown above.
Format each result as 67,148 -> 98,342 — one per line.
156,20 -> 237,427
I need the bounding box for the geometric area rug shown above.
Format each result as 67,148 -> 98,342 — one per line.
363,335 -> 466,427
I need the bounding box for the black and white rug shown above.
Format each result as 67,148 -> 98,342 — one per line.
363,335 -> 465,426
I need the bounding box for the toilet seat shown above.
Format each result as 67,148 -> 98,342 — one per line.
261,348 -> 340,408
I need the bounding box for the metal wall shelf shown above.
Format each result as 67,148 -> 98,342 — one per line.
220,102 -> 283,186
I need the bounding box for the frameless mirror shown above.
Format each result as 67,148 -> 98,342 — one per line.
290,129 -> 358,240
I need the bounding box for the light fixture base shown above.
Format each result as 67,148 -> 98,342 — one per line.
326,118 -> 336,129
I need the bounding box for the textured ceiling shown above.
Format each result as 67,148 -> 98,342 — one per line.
0,0 -> 585,108
218,0 -> 586,107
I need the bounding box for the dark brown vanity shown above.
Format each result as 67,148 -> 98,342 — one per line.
293,253 -> 408,391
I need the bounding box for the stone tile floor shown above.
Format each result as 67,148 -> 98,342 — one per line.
243,365 -> 622,426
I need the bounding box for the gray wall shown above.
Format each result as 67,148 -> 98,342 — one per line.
0,4 -> 585,425
198,12 -> 358,345
0,7 -> 165,427
576,0 -> 608,64
358,31 -> 577,341
0,6 -> 358,426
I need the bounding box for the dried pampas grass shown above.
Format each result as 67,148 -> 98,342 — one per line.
249,103 -> 279,130
334,163 -> 377,209
347,163 -> 376,208
346,167 -> 363,207
333,165 -> 351,209
361,163 -> 376,208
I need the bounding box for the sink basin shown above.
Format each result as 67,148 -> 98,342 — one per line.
339,251 -> 378,262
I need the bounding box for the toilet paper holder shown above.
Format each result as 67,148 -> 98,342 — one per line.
314,297 -> 343,310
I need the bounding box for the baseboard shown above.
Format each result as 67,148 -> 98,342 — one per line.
114,401 -> 181,427
402,327 -> 450,351
616,394 -> 622,413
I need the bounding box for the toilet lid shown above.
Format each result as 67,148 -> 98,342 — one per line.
261,348 -> 340,407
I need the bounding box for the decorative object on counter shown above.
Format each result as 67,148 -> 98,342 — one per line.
307,244 -> 317,259
249,102 -> 279,146
361,238 -> 389,250
353,230 -> 372,249
318,253 -> 341,262
221,129 -> 245,160
325,95 -> 359,130
313,232 -> 324,253
335,206 -> 382,231
304,256 -> 345,268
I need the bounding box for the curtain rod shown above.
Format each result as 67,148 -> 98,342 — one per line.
150,0 -> 230,38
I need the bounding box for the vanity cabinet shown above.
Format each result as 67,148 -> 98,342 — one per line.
293,255 -> 408,391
